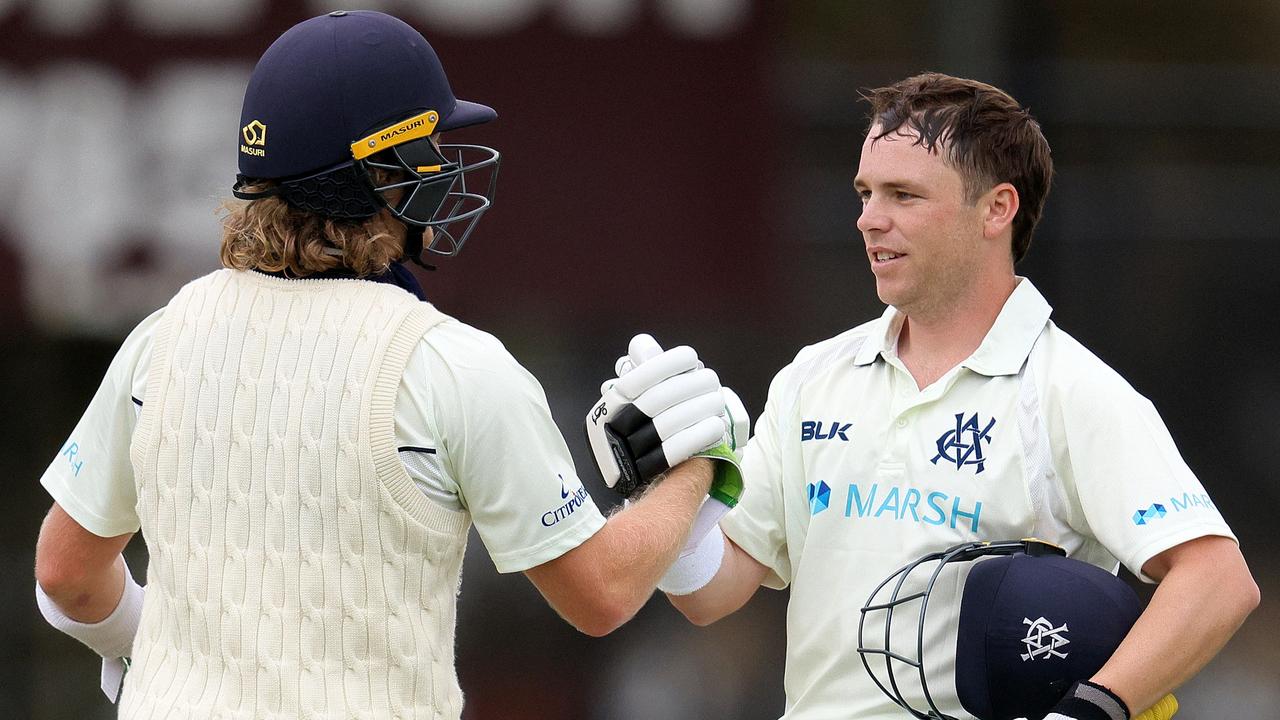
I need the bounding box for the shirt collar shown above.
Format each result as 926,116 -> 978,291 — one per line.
851,277 -> 1053,376
964,277 -> 1053,376
853,305 -> 903,366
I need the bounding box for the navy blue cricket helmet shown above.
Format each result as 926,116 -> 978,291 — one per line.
233,10 -> 500,262
858,540 -> 1141,720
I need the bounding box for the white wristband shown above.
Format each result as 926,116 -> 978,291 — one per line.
36,556 -> 144,659
658,525 -> 725,596
680,497 -> 732,558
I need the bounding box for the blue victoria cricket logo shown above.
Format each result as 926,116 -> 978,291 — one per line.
931,412 -> 996,474
1133,503 -> 1167,525
807,481 -> 831,515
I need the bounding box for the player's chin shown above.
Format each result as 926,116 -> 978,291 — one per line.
872,275 -> 910,307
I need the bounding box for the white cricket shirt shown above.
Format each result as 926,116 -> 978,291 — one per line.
720,278 -> 1236,720
40,278 -> 605,574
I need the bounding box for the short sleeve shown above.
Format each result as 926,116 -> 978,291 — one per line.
402,322 -> 604,573
39,309 -> 162,537
721,366 -> 793,590
1056,369 -> 1236,582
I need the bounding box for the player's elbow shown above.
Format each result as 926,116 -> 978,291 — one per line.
1216,566 -> 1260,642
679,607 -> 721,627
1215,546 -> 1260,622
573,614 -> 627,638
1200,544 -> 1259,629
1235,567 -> 1261,617
564,594 -> 637,637
34,552 -> 87,604
35,535 -> 76,601
525,545 -> 646,637
558,579 -> 643,637
667,593 -> 727,627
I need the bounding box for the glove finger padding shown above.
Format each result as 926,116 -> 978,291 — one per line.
660,416 -> 728,469
612,345 -> 702,400
631,368 -> 721,418
629,332 -> 663,362
614,354 -> 632,379
651,390 -> 726,440
586,394 -> 724,496
585,334 -> 748,503
616,333 -> 662,377
587,347 -> 721,496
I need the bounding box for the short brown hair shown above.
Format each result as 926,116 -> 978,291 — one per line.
863,72 -> 1053,263
218,171 -> 404,278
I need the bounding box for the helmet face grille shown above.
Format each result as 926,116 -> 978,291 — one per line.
278,164 -> 381,220
858,547 -> 960,720
362,140 -> 501,259
234,136 -> 500,264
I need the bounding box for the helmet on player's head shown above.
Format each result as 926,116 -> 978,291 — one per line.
857,539 -> 1142,720
232,10 -> 500,264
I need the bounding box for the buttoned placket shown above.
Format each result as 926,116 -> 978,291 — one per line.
884,354 -> 968,415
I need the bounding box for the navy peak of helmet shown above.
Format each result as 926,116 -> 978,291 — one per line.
236,10 -> 495,181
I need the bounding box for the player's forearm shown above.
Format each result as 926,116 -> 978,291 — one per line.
666,535 -> 767,626
590,458 -> 715,611
1090,537 -> 1258,714
528,458 -> 717,636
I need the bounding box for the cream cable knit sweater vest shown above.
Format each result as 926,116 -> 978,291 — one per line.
124,270 -> 470,720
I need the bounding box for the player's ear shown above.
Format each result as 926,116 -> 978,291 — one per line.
981,182 -> 1019,241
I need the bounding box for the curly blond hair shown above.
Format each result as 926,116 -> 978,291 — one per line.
219,171 -> 405,278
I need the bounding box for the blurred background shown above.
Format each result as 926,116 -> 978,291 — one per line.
3,0 -> 1278,717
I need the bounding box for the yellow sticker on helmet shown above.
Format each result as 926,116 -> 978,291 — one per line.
350,110 -> 439,160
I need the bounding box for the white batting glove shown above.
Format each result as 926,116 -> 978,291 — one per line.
586,334 -> 747,551
613,341 -> 750,464
586,334 -> 727,495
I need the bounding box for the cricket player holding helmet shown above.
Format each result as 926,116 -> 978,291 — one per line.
33,11 -> 741,718
604,73 -> 1259,719
858,539 -> 1179,720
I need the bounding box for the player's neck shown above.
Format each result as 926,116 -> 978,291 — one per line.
897,273 -> 1017,389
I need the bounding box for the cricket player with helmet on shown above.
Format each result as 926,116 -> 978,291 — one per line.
589,73 -> 1259,720
33,11 -> 744,718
